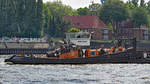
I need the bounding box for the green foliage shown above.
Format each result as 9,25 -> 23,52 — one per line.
68,28 -> 82,32
125,1 -> 136,18
140,0 -> 145,7
131,0 -> 139,7
43,1 -> 76,37
37,0 -> 44,37
107,23 -> 113,30
77,7 -> 90,15
125,0 -> 150,28
132,7 -> 149,27
0,0 -> 43,38
89,3 -> 102,16
100,0 -> 129,26
0,0 -> 75,38
146,1 -> 150,14
76,3 -> 102,16
1,0 -> 150,38
44,1 -> 78,17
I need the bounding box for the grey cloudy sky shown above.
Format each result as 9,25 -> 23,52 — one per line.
43,0 -> 149,9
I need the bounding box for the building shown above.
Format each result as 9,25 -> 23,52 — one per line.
64,15 -> 110,40
119,20 -> 149,40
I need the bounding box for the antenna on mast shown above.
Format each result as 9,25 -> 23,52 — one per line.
91,0 -> 94,4
89,0 -> 100,12
101,0 -> 104,5
100,0 -> 107,5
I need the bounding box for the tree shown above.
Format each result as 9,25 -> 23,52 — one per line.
57,17 -> 71,37
132,7 -> 149,40
0,0 -> 2,36
43,4 -> 51,36
0,0 -> 18,37
131,0 -> 139,7
77,7 -> 90,15
45,1 -> 77,17
23,0 -> 38,38
16,0 -> 26,34
99,0 -> 129,39
100,0 -> 129,27
36,0 -> 44,37
43,1 -> 77,37
89,3 -> 102,16
125,1 -> 135,18
140,0 -> 145,7
146,1 -> 150,13
132,7 -> 149,28
68,28 -> 82,32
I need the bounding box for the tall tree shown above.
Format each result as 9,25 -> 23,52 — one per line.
23,0 -> 38,37
132,7 -> 149,40
146,1 -> 150,13
57,17 -> 71,37
131,0 -> 139,7
0,0 -> 2,36
17,0 -> 26,34
49,16 -> 56,37
132,7 -> 149,28
43,4 -> 51,36
99,0 -> 129,38
36,0 -> 44,37
43,1 -> 76,37
100,0 -> 129,26
140,0 -> 145,7
89,3 -> 102,16
77,7 -> 90,15
0,0 -> 15,36
0,0 -> 5,36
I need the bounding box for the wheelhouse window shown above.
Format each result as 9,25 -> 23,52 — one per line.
66,32 -> 91,39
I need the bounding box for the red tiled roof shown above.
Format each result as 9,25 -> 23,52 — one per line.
64,16 -> 107,29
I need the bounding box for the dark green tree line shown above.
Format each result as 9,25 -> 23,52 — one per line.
0,0 -> 43,37
1,0 -> 150,38
43,1 -> 77,37
100,0 -> 129,28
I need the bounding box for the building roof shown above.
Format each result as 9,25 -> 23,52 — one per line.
120,19 -> 148,29
64,15 -> 107,29
120,19 -> 134,28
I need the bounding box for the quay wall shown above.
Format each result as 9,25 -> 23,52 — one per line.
0,42 -> 50,49
90,42 -> 150,50
0,41 -> 149,50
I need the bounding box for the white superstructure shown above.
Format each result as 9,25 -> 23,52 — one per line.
66,32 -> 91,46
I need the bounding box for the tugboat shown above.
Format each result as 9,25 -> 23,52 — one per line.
4,32 -> 150,64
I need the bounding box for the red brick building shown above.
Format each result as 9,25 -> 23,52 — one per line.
119,20 -> 149,40
64,15 -> 110,40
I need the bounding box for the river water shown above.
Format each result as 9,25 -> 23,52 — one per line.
1,56 -> 150,84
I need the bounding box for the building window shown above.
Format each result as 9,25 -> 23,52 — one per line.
102,35 -> 108,40
143,30 -> 149,40
143,30 -> 148,35
103,29 -> 108,34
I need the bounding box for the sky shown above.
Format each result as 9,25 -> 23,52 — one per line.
43,0 -> 149,9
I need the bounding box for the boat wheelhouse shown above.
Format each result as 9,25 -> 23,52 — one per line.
66,32 -> 91,46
